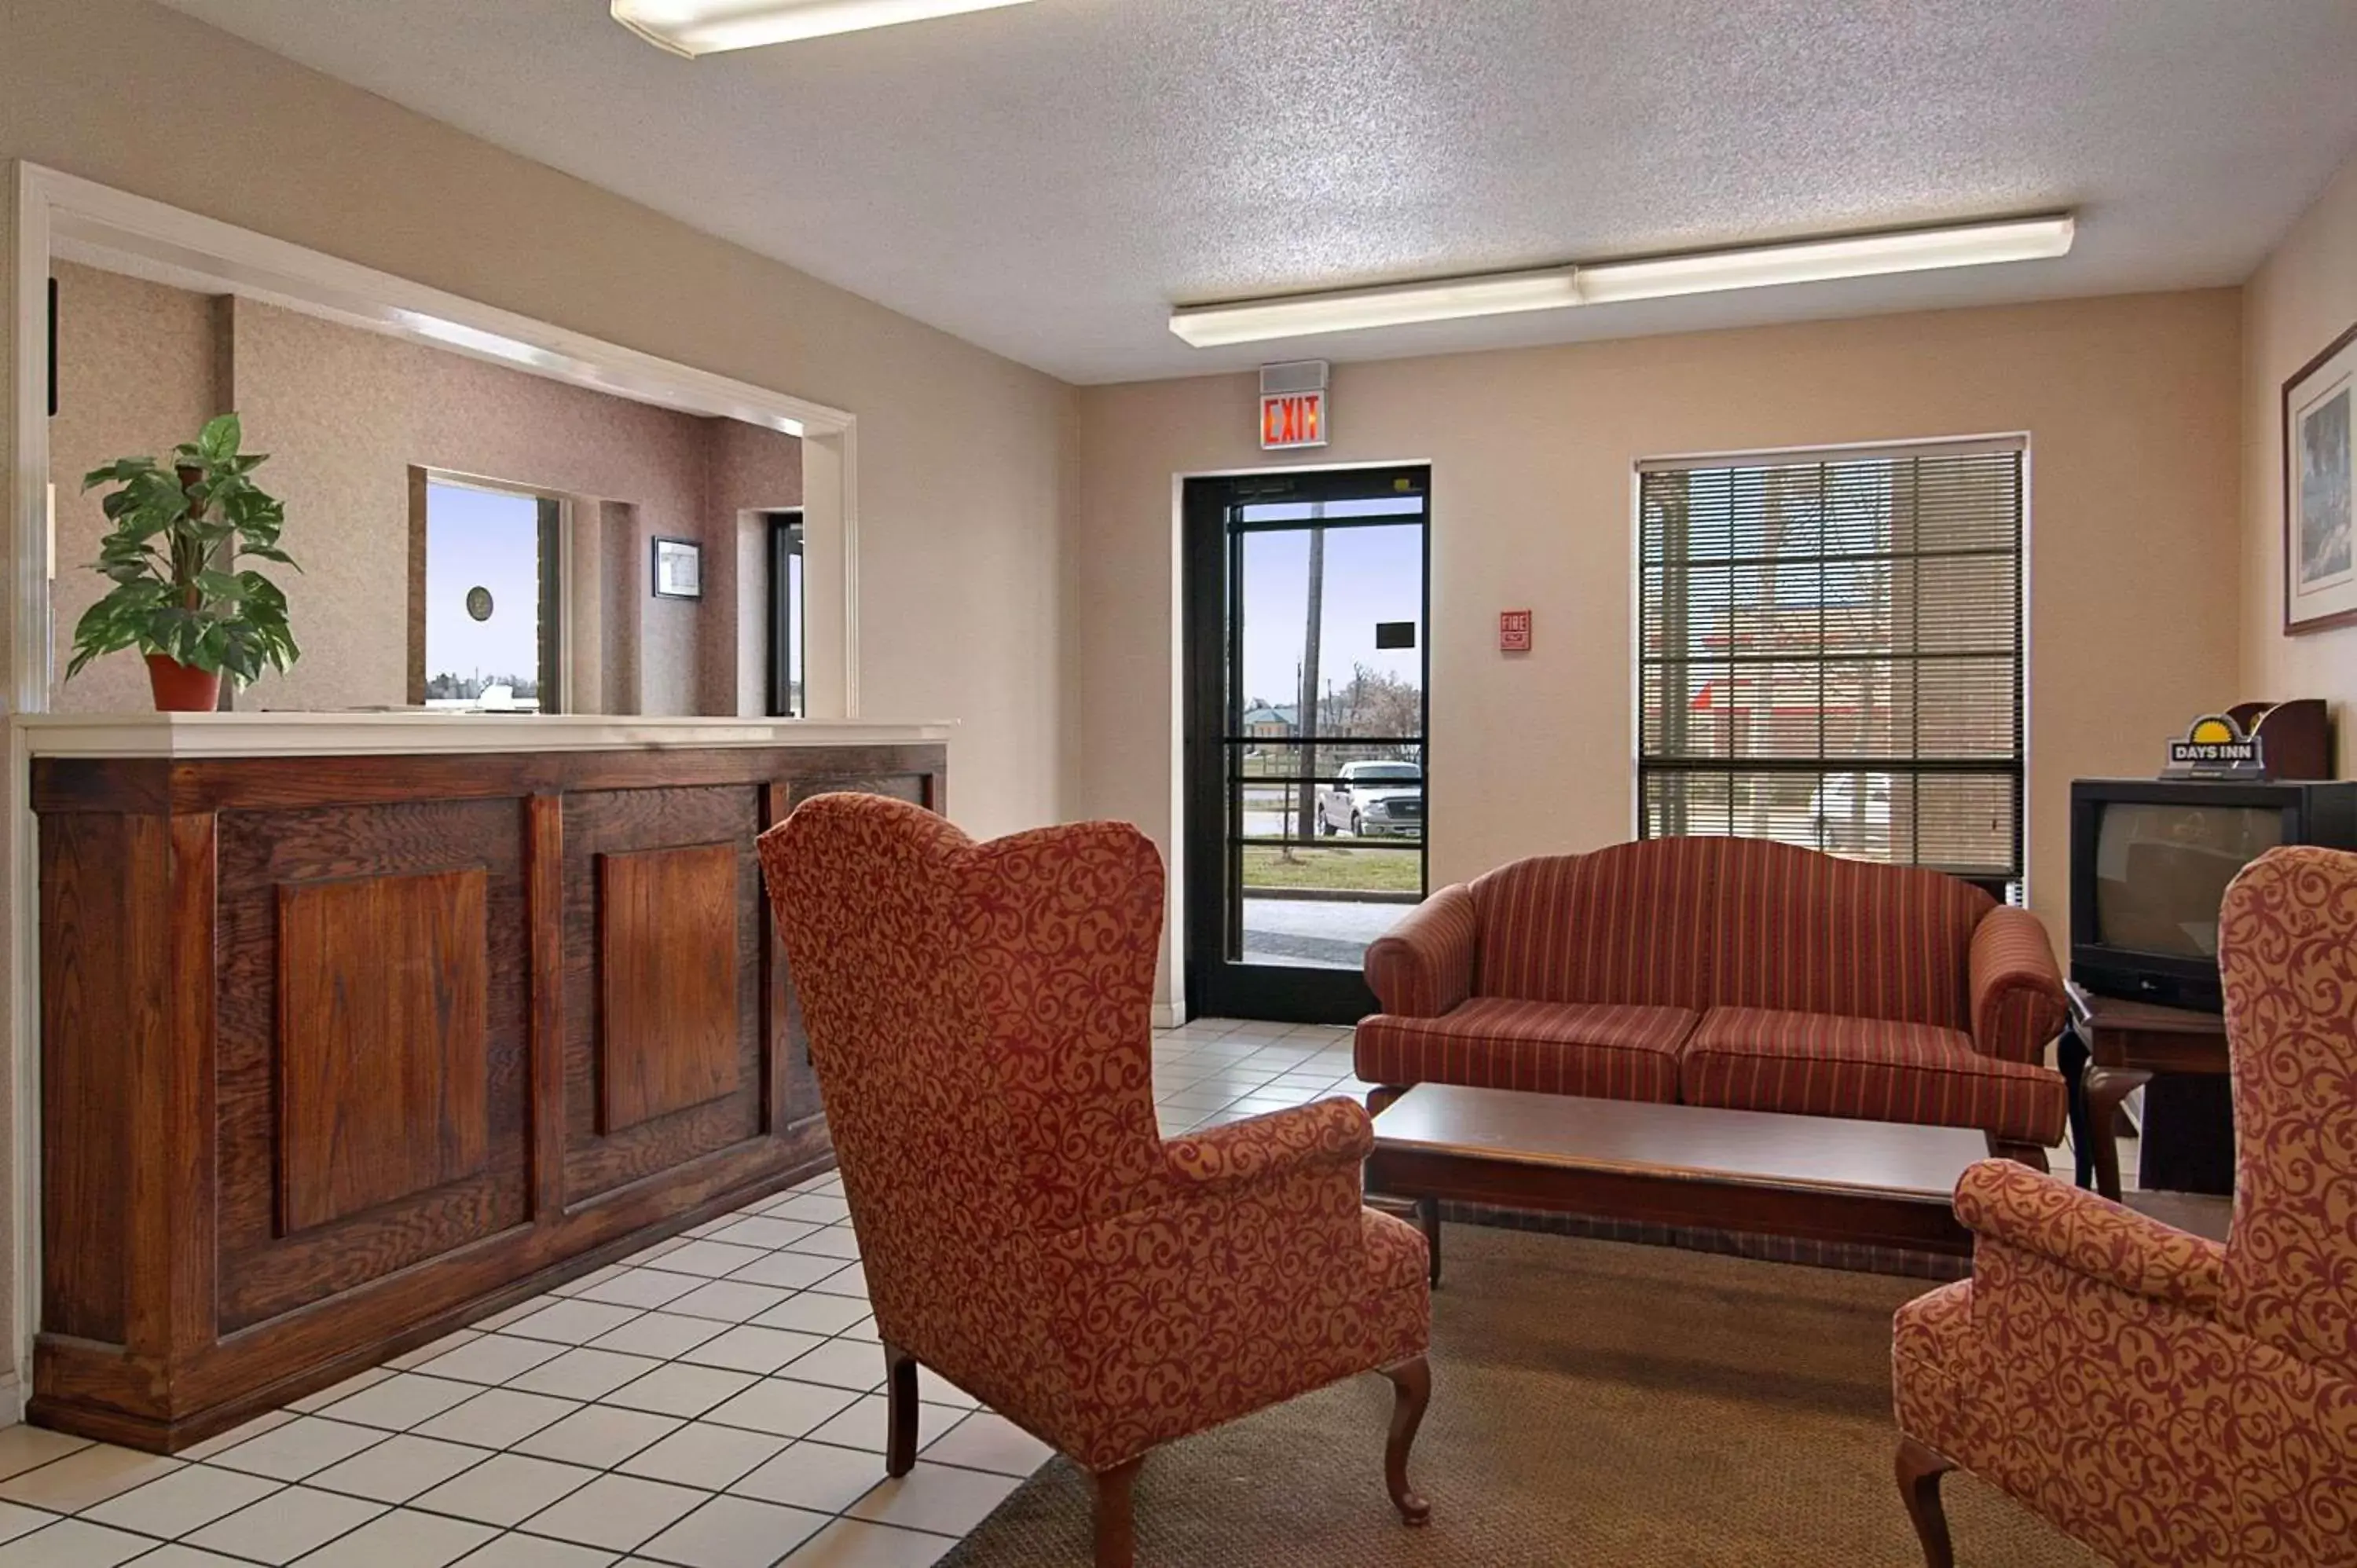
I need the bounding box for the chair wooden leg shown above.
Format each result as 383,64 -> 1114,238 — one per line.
1091,1457 -> 1142,1568
1379,1356 -> 1432,1526
1896,1434 -> 1957,1568
882,1342 -> 918,1478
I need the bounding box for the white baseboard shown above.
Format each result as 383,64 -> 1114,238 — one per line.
1151,1004 -> 1181,1029
0,1372 -> 24,1428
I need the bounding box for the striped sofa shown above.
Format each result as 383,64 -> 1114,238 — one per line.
1357,837 -> 2071,1154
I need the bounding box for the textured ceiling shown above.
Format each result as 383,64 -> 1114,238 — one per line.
160,0 -> 2357,383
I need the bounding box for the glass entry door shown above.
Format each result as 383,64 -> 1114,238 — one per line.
1182,465 -> 1430,1023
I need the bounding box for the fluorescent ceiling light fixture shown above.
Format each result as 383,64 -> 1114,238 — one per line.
613,0 -> 1039,56
1168,214 -> 2075,347
1575,214 -> 2076,305
1169,268 -> 1580,349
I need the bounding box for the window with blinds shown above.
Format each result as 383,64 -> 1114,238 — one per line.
1637,439 -> 2025,886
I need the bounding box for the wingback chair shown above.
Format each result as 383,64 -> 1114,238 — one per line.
756,793 -> 1434,1568
1890,845 -> 2357,1566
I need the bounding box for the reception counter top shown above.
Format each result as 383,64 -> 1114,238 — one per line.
29,715 -> 947,1450
16,712 -> 952,758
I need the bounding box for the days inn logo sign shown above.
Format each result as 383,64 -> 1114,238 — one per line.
2165,714 -> 2264,778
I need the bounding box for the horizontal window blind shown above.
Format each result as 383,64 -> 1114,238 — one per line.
1637,441 -> 2024,884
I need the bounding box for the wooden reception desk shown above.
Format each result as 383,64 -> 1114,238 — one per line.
25,713 -> 948,1450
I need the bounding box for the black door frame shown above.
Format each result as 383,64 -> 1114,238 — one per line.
767,510 -> 805,718
534,495 -> 563,713
1181,463 -> 1431,1024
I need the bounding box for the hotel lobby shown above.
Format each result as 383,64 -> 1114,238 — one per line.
2,2 -> 2355,1564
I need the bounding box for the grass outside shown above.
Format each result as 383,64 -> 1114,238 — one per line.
1241,844 -> 1422,894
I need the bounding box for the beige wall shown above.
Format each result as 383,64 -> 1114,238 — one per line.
46,269 -> 804,716
46,264 -> 226,713
232,295 -> 714,715
706,420 -> 806,715
2243,148 -> 2357,773
1069,291 -> 2247,1006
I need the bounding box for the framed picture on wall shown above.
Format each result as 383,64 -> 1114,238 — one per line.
2284,320 -> 2357,634
652,537 -> 702,600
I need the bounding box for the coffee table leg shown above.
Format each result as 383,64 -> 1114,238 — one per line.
1416,1195 -> 1441,1288
2082,1065 -> 2152,1204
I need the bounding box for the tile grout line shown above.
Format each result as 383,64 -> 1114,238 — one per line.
126,1271 -> 985,1560
15,1025 -> 1354,1568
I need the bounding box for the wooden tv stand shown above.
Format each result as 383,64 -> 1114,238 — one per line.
2062,980 -> 2231,1203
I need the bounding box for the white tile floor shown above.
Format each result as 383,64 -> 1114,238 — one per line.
0,1020 -> 1358,1568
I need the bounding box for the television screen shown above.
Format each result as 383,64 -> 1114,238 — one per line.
2093,802 -> 2283,958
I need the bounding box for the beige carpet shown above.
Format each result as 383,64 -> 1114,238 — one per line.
939,1224 -> 2104,1566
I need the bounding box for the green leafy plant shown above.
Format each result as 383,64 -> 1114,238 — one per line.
69,413 -> 300,684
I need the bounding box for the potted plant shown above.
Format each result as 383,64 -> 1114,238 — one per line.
69,413 -> 300,711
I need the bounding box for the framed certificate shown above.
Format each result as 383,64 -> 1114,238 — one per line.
653,537 -> 702,601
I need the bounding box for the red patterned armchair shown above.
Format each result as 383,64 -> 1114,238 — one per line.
757,793 -> 1433,1567
1891,846 -> 2357,1566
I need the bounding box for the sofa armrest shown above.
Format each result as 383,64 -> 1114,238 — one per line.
1363,884 -> 1477,1018
1953,1158 -> 2223,1310
1162,1097 -> 1372,1194
1968,905 -> 2068,1065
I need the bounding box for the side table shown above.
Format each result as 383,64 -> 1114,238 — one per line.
2061,980 -> 2231,1202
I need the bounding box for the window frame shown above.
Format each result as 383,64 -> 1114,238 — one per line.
409,467 -> 565,713
1630,437 -> 2027,895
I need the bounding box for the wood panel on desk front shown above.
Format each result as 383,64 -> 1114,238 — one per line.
217,797 -> 530,1330
566,786 -> 765,1203
31,742 -> 944,1452
598,842 -> 742,1133
277,867 -> 492,1233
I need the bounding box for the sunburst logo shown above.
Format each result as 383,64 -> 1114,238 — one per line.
2187,716 -> 2239,746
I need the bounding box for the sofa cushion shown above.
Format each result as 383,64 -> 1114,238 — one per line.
1706,839 -> 1992,1030
1464,837 -> 1996,1030
1356,996 -> 1695,1101
1469,838 -> 1721,1010
1679,1006 -> 2065,1144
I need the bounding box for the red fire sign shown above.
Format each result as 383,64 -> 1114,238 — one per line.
1500,610 -> 1533,652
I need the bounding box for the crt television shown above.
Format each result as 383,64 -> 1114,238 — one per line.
2071,778 -> 2357,1012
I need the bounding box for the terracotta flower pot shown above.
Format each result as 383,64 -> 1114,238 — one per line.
145,654 -> 222,713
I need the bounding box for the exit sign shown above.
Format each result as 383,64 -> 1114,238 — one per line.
1261,390 -> 1328,449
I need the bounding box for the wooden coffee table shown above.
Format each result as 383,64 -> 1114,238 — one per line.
1366,1084 -> 1985,1284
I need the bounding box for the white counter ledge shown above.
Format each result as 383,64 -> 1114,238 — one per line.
11,711 -> 955,759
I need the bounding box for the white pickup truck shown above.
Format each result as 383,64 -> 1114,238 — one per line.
1315,760 -> 1424,839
